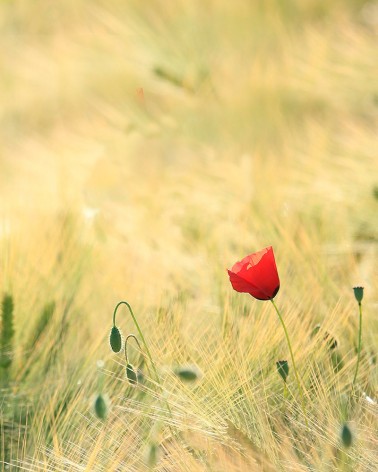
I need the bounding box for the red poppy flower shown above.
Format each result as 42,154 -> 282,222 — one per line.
227,246 -> 280,300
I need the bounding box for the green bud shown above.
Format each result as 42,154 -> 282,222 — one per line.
126,363 -> 138,385
341,423 -> 353,448
94,394 -> 108,420
174,365 -> 202,382
276,360 -> 289,382
109,326 -> 122,353
353,287 -> 364,304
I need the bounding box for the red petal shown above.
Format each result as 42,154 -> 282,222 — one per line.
227,270 -> 271,299
228,246 -> 280,300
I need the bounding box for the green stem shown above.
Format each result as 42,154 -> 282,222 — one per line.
270,299 -> 308,428
124,333 -> 153,378
113,301 -> 173,420
283,381 -> 288,400
352,302 -> 363,387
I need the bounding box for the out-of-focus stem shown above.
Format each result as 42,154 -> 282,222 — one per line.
352,302 -> 363,387
270,299 -> 308,428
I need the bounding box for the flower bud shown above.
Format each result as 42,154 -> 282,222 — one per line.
276,360 -> 289,382
174,365 -> 202,382
126,363 -> 138,385
109,326 -> 122,353
94,394 -> 108,420
353,287 -> 364,304
341,423 -> 353,448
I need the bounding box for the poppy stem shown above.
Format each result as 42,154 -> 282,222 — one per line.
270,299 -> 308,428
352,301 -> 363,388
283,381 -> 288,400
124,333 -> 153,378
113,301 -> 173,421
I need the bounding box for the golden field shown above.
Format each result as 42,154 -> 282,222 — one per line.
0,1 -> 377,470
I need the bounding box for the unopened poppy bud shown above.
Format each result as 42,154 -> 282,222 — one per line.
110,326 -> 122,352
94,394 -> 108,420
126,363 -> 138,385
341,423 -> 353,448
353,287 -> 364,304
276,360 -> 289,382
174,365 -> 202,382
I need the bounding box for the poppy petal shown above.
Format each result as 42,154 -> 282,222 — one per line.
227,247 -> 280,300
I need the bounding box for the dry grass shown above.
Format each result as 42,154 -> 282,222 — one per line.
0,0 -> 377,470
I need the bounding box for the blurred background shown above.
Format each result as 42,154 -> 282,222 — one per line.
0,1 -> 377,470
1,0 -> 377,302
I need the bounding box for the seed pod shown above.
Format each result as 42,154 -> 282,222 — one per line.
353,287 -> 364,304
94,394 -> 108,420
109,326 -> 122,353
126,363 -> 138,385
276,360 -> 289,382
174,365 -> 202,382
341,423 -> 353,448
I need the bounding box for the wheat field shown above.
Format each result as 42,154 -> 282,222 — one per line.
0,1 -> 377,470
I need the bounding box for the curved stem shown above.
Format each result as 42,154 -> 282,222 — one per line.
352,302 -> 363,387
97,365 -> 104,393
124,334 -> 143,365
124,334 -> 153,378
270,299 -> 308,428
113,301 -> 173,419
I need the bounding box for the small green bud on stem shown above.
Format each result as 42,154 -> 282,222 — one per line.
353,287 -> 364,304
352,287 -> 364,388
276,360 -> 289,383
341,423 -> 353,448
126,363 -> 138,385
110,326 -> 122,353
94,394 -> 108,420
174,364 -> 202,382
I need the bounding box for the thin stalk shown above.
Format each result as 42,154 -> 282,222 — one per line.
270,299 -> 308,428
125,333 -> 153,378
352,302 -> 363,387
283,382 -> 288,400
113,301 -> 173,420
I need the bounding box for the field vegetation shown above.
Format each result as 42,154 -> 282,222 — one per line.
0,1 -> 377,470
